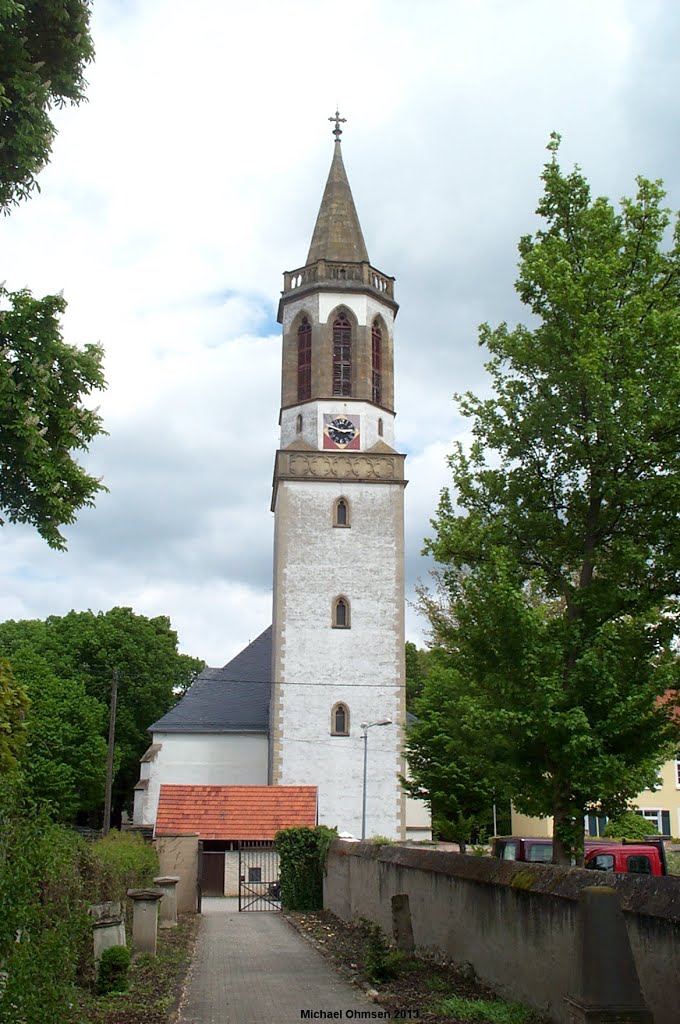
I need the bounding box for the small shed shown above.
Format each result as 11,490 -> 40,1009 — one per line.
155,784 -> 318,896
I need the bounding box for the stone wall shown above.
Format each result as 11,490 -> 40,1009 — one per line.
324,840 -> 680,1024
155,833 -> 198,913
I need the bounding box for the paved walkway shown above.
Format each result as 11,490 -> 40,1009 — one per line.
179,900 -> 375,1023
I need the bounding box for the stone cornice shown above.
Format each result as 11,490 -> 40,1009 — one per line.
271,448 -> 407,510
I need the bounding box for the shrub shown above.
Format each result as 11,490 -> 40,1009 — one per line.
603,812 -> 658,842
274,825 -> 337,911
96,944 -> 131,995
85,829 -> 159,902
0,786 -> 92,1023
365,923 -> 404,981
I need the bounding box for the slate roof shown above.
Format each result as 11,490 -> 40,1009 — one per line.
155,784 -> 318,840
149,626 -> 272,733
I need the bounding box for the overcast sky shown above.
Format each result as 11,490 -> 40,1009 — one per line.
1,0 -> 678,665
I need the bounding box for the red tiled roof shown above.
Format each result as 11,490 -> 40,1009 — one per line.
155,785 -> 318,840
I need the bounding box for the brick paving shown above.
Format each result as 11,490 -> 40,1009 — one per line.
179,901 -> 375,1024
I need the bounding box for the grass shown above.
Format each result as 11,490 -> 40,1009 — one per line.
433,995 -> 541,1024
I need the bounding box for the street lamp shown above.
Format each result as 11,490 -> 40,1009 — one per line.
360,719 -> 392,840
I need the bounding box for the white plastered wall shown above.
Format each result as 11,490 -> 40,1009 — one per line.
138,732 -> 268,828
273,477 -> 405,838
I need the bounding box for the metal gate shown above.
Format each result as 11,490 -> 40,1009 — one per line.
238,841 -> 281,911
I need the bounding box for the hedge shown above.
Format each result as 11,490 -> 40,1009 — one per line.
0,788 -> 159,1023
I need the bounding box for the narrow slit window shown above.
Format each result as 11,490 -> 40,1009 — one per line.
332,313 -> 352,396
371,320 -> 382,405
331,702 -> 350,736
378,417 -> 383,437
297,318 -> 312,401
333,597 -> 350,628
334,497 -> 349,527
296,413 -> 303,433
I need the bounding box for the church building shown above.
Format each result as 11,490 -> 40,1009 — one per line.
133,116 -> 430,847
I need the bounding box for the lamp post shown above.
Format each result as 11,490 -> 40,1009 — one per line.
361,719 -> 392,840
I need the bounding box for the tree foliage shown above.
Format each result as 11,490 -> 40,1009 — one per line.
421,136 -> 680,863
0,608 -> 204,822
405,640 -> 432,709
7,645 -> 107,819
0,655 -> 29,772
0,285 -> 107,548
404,648 -> 512,851
0,0 -> 95,209
0,2 -> 105,548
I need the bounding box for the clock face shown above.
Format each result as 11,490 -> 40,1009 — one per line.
323,414 -> 360,450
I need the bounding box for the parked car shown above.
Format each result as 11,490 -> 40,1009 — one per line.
492,836 -> 667,876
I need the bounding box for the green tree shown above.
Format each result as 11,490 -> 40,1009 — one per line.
0,609 -> 204,823
0,0 -> 95,209
424,136 -> 680,864
0,286 -> 107,548
0,2 -> 105,549
0,656 -> 29,772
405,641 -> 432,709
7,646 -> 107,819
404,653 -> 511,852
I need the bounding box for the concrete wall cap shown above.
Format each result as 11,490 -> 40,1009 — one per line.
127,888 -> 164,900
328,840 -> 680,922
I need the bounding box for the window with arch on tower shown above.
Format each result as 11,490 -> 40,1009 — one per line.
371,320 -> 382,405
297,317 -> 312,401
331,702 -> 350,736
334,497 -> 350,528
332,312 -> 352,396
333,596 -> 350,628
296,413 -> 303,434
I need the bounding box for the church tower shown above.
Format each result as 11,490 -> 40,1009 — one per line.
270,115 -> 406,838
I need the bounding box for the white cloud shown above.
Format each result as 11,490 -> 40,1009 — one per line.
1,0 -> 678,663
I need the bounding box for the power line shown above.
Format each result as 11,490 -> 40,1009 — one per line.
205,677 -> 410,688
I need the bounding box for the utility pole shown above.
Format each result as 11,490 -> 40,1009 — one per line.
103,668 -> 118,836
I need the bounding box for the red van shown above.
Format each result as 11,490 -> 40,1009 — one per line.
493,836 -> 667,876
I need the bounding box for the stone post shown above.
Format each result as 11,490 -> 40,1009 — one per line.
153,875 -> 180,928
565,885 -> 653,1024
89,901 -> 126,969
391,893 -> 415,954
127,888 -> 164,956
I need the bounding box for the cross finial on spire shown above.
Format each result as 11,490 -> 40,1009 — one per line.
329,109 -> 346,141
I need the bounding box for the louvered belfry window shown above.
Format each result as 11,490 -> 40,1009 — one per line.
297,317 -> 312,400
332,313 -> 352,396
372,320 -> 382,405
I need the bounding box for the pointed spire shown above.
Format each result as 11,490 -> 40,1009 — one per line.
306,114 -> 369,265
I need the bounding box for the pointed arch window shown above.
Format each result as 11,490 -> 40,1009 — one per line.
334,497 -> 350,528
333,596 -> 350,628
332,313 -> 352,396
297,317 -> 312,401
331,702 -> 350,736
372,320 -> 382,405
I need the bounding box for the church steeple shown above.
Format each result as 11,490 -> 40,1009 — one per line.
306,135 -> 369,265
270,118 -> 408,841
